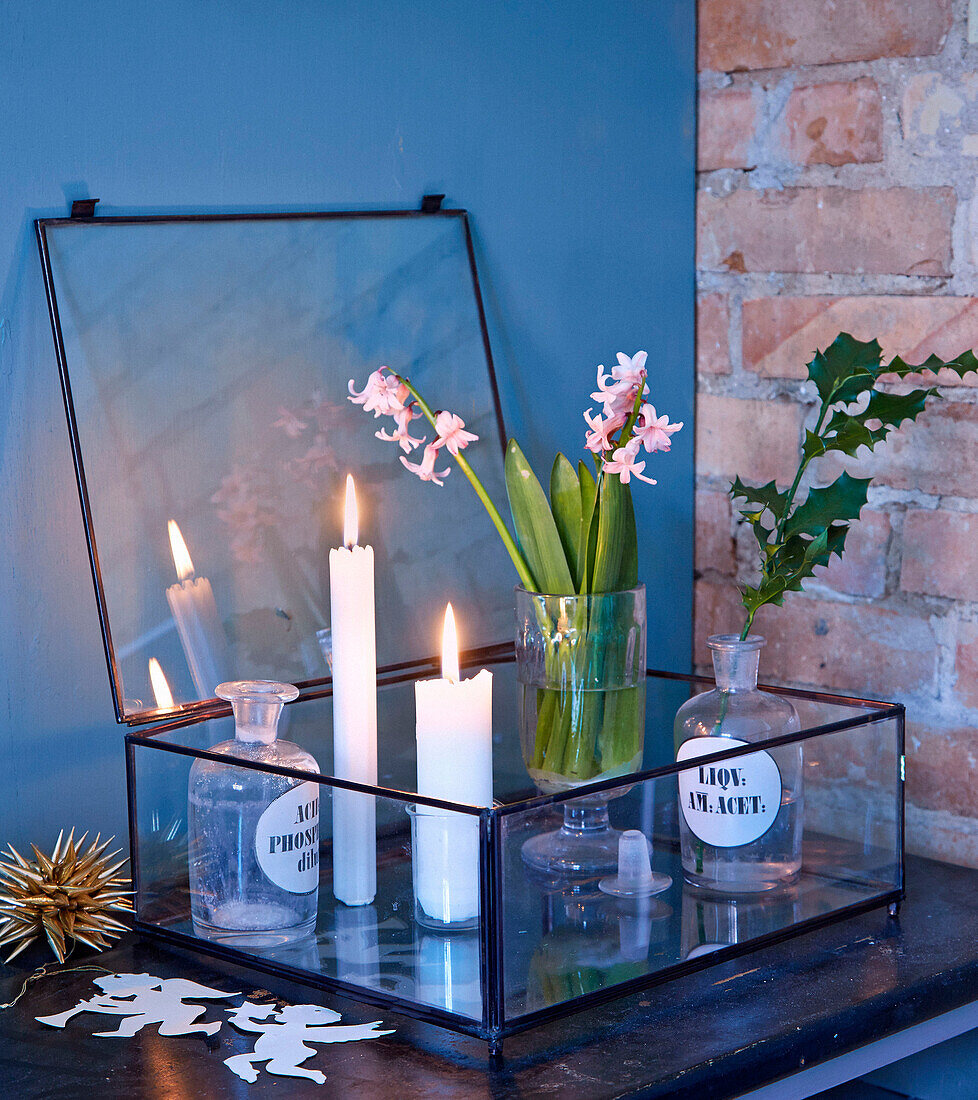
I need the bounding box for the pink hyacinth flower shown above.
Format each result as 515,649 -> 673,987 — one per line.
603,439 -> 657,485
583,407 -> 624,454
633,404 -> 684,453
591,363 -> 648,421
400,443 -> 451,486
432,411 -> 479,456
376,403 -> 426,452
590,368 -> 626,418
376,425 -> 427,452
348,369 -> 404,418
611,350 -> 648,387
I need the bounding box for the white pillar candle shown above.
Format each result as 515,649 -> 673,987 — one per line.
328,475 -> 378,907
165,520 -> 230,700
414,604 -> 492,924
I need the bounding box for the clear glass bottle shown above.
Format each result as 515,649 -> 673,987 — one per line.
189,680 -> 320,945
674,635 -> 802,893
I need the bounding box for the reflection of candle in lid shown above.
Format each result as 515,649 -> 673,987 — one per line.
163,519 -> 229,700
149,657 -> 175,709
343,473 -> 358,548
442,603 -> 460,683
167,519 -> 195,582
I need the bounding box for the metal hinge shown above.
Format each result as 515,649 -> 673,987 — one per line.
70,198 -> 100,219
420,194 -> 445,213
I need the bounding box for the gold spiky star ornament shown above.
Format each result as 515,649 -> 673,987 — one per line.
0,830 -> 133,963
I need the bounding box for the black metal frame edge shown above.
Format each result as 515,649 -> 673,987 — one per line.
35,219 -> 125,722
132,885 -> 901,1053
491,703 -> 906,815
494,888 -> 903,1039
897,709 -> 907,903
132,919 -> 491,1040
124,739 -> 141,915
129,642 -> 514,735
124,732 -> 481,816
128,700 -> 903,818
485,809 -> 505,1052
34,203 -> 508,729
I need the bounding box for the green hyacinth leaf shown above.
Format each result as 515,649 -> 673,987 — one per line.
590,473 -> 628,594
618,479 -> 638,589
505,439 -> 574,594
550,453 -> 582,589
578,461 -> 598,594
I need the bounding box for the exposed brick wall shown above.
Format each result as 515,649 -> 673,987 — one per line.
696,0 -> 978,866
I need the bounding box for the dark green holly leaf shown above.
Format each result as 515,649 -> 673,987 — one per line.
730,476 -> 789,517
731,330 -> 978,638
862,387 -> 937,430
825,522 -> 849,560
815,412 -> 889,458
807,332 -> 883,404
887,348 -> 978,381
781,472 -> 870,540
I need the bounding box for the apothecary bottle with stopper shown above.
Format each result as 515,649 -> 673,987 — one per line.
189,680 -> 320,945
674,635 -> 803,893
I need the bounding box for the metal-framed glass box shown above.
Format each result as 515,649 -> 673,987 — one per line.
36,204 -> 905,1055
125,662 -> 903,1053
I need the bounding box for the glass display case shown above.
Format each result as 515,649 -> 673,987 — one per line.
37,204 -> 904,1054
126,659 -> 903,1053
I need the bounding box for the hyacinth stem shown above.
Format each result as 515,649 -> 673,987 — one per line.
393,373 -> 538,592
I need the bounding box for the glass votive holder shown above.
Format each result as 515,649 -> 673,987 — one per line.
407,805 -> 480,932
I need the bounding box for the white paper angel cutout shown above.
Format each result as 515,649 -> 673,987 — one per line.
225,1000 -> 394,1084
35,973 -> 241,1037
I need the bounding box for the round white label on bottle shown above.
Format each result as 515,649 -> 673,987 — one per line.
677,737 -> 782,848
254,782 -> 320,894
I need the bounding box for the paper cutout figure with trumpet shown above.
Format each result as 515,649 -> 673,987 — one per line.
36,973 -> 240,1037
225,1000 -> 393,1084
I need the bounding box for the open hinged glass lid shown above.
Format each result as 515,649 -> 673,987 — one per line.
37,203 -> 514,724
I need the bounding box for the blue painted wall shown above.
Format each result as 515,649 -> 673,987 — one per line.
0,0 -> 694,849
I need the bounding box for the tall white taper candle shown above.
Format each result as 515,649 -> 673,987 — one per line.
328,475 -> 378,906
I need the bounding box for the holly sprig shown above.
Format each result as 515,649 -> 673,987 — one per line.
732,332 -> 978,639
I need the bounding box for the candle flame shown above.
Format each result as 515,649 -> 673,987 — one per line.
343,474 -> 358,548
149,658 -> 174,709
167,520 -> 195,582
442,602 -> 459,683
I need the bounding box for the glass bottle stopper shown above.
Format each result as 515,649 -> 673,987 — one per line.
599,829 -> 673,898
215,680 -> 299,744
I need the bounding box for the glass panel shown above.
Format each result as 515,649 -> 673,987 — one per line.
148,658 -> 528,800
148,661 -> 894,807
131,740 -> 485,1023
499,715 -> 902,1023
130,665 -> 900,1031
44,214 -> 511,718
